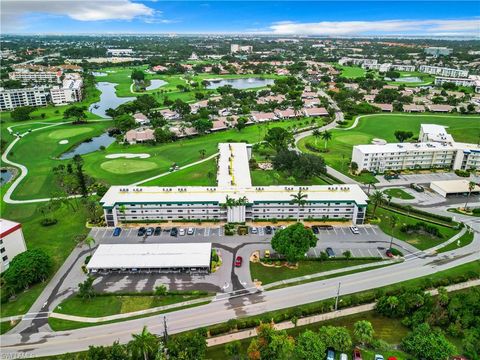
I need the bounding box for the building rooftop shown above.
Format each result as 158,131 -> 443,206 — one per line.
217,143 -> 252,188
430,180 -> 480,195
0,219 -> 21,238
87,243 -> 212,270
355,141 -> 456,154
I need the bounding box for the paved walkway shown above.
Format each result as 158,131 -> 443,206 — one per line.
206,278 -> 480,347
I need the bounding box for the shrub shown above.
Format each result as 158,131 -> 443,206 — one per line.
400,222 -> 442,238
455,169 -> 470,177
40,218 -> 58,226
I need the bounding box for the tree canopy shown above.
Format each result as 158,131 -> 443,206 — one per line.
264,127 -> 294,152
271,223 -> 317,263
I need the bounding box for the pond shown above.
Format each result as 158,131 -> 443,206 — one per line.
0,169 -> 13,186
394,76 -> 423,83
146,79 -> 167,90
205,77 -> 275,90
59,133 -> 115,160
89,82 -> 135,118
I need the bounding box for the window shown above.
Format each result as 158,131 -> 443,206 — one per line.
2,255 -> 8,261
0,248 -> 4,253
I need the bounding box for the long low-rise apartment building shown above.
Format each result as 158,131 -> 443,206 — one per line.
101,142 -> 369,226
418,65 -> 468,78
0,87 -> 48,111
352,124 -> 480,173
9,70 -> 62,83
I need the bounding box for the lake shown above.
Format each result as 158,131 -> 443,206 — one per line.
0,169 -> 13,186
89,82 -> 135,118
59,133 -> 115,160
205,77 -> 275,90
395,76 -> 423,83
146,79 -> 167,90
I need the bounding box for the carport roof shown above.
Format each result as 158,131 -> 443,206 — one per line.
87,243 -> 212,270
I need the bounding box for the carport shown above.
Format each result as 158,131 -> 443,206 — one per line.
430,180 -> 480,198
87,243 -> 212,274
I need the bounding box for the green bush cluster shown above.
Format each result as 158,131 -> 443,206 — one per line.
382,202 -> 453,224
454,169 -> 470,177
401,222 -> 442,238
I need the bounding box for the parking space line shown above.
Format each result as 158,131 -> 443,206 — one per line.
101,230 -> 107,238
367,249 -> 374,257
127,229 -> 133,237
376,248 -> 383,258
205,228 -> 210,237
340,228 -> 346,235
370,226 -> 377,235
363,227 -> 369,235
333,228 -> 338,234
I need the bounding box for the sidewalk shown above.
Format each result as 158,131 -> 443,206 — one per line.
206,279 -> 480,347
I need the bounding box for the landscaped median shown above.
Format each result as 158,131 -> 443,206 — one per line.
48,291 -> 213,331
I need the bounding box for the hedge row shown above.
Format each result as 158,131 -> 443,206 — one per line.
381,202 -> 454,224
92,290 -> 210,297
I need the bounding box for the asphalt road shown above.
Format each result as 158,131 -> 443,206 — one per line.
2,233 -> 478,358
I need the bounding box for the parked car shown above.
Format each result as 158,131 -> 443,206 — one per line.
326,349 -> 335,360
326,247 -> 335,258
235,256 -> 243,267
353,347 -> 362,360
154,227 -> 162,236
340,354 -> 348,360
187,227 -> 194,235
145,227 -> 154,236
137,227 -> 146,236
178,228 -> 186,236
311,226 -> 319,234
170,227 -> 178,237
350,226 -> 360,234
250,227 -> 258,234
265,226 -> 273,234
410,183 -> 424,192
386,249 -> 394,258
318,225 -> 334,230
374,355 -> 384,360
384,173 -> 399,180
264,250 -> 270,258
113,227 -> 121,237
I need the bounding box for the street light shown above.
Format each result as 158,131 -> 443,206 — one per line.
335,282 -> 341,311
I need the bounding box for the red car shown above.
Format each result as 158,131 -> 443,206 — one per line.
235,256 -> 243,267
386,249 -> 394,258
353,348 -> 362,360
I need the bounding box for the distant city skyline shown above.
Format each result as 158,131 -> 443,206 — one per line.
2,1 -> 479,37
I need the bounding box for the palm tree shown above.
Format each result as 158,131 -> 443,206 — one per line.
128,326 -> 159,360
370,190 -> 385,217
364,179 -> 376,195
199,149 -> 206,159
388,215 -> 398,250
84,236 -> 95,251
321,130 -> 332,149
464,181 -> 477,211
290,190 -> 308,221
312,129 -> 321,146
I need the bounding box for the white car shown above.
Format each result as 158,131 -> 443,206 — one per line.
250,227 -> 258,234
340,354 -> 348,360
187,227 -> 194,235
178,228 -> 186,236
374,355 -> 384,360
350,226 -> 360,234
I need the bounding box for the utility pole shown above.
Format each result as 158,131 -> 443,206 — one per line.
335,282 -> 341,311
163,316 -> 168,345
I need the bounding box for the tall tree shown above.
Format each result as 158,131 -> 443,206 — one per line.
294,330 -> 326,360
63,106 -> 87,123
78,276 -> 96,300
264,127 -> 294,152
401,323 -> 455,360
128,326 -> 159,360
464,181 -> 477,210
271,223 -> 317,263
388,215 -> 398,249
370,190 -> 385,217
321,130 -> 332,149
290,190 -> 308,221
73,155 -> 88,197
167,330 -> 207,360
247,323 -> 294,360
353,320 -> 375,346
312,129 -> 321,146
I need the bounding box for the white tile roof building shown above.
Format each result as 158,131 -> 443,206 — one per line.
0,87 -> 48,111
0,219 -> 27,273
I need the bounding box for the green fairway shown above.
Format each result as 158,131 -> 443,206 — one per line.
338,65 -> 366,78
48,127 -> 95,140
100,159 -> 158,174
383,188 -> 415,200
250,259 -> 382,285
298,114 -> 480,182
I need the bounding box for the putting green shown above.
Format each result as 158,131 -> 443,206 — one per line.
48,128 -> 94,140
100,159 -> 158,174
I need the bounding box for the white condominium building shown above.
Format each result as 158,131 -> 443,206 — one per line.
49,74 -> 83,105
9,70 -> 62,84
231,44 -> 253,53
419,65 -> 468,78
0,219 -> 27,273
352,124 -> 480,173
106,48 -> 133,56
424,47 -> 453,57
101,143 -> 369,226
0,87 -> 48,111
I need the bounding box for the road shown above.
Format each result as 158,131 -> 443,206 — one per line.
1,234 -> 478,358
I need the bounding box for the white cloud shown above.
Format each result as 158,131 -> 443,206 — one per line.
1,0 -> 155,31
267,19 -> 480,36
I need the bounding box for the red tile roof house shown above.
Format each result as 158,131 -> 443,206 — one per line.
363,94 -> 376,103
250,111 -> 278,122
427,104 -> 453,113
124,128 -> 155,144
372,103 -> 393,112
190,100 -> 210,113
159,109 -> 180,121
303,98 -> 321,108
303,107 -> 329,117
133,112 -> 150,125
275,109 -> 301,119
170,126 -> 198,138
301,91 -> 318,99
403,104 -> 426,113
211,119 -> 229,132
257,94 -> 286,104
152,65 -> 168,72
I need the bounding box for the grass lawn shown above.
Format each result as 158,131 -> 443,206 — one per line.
338,65 -> 366,79
0,320 -> 19,335
251,169 -> 330,186
383,188 -> 415,200
436,230 -> 475,253
374,207 -> 460,250
54,293 -> 209,318
385,71 -> 434,86
447,207 -> 480,217
250,259 -> 382,285
142,157 -> 218,186
298,113 -> 480,183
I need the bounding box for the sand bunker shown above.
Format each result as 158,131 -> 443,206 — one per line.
105,153 -> 151,159
59,140 -> 69,144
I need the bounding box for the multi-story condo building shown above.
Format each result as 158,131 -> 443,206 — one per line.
434,76 -> 479,90
101,143 -> 369,226
419,65 -> 468,78
0,219 -> 27,273
361,63 -> 415,72
352,124 -> 480,173
49,74 -> 83,105
0,87 -> 48,111
339,57 -> 377,66
9,70 -> 62,83
106,48 -> 133,56
424,47 -> 453,57
231,44 -> 253,53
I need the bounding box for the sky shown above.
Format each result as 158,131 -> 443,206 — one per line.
2,1 -> 480,37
